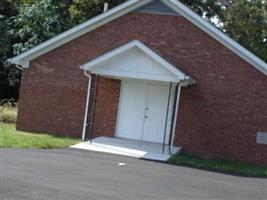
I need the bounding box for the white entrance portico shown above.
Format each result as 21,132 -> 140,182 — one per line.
81,40 -> 194,155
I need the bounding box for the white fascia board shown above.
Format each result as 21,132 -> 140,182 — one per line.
8,0 -> 153,68
81,40 -> 188,81
165,0 -> 267,76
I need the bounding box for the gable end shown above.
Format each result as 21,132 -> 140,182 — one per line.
134,0 -> 179,16
9,0 -> 267,76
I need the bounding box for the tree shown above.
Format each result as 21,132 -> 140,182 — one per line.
11,0 -> 74,55
7,0 -> 126,57
69,0 -> 224,24
0,0 -> 76,100
69,0 -> 126,24
0,0 -> 20,100
181,0 -> 226,20
223,0 -> 267,62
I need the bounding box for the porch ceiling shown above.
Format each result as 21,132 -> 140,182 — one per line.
81,40 -> 195,85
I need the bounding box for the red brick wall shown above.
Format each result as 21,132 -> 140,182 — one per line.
17,57 -> 88,137
17,13 -> 267,164
90,77 -> 121,138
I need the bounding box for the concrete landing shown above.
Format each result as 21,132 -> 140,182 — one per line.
70,137 -> 181,161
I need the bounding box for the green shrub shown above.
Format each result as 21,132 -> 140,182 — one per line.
0,99 -> 17,124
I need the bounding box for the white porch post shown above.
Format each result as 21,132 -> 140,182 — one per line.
82,71 -> 92,141
170,84 -> 182,153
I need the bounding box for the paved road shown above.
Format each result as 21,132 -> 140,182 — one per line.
0,148 -> 266,200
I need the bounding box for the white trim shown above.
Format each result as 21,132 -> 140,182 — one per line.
170,84 -> 181,153
92,70 -> 180,82
82,72 -> 92,141
114,80 -> 125,138
115,79 -> 174,144
81,40 -> 191,83
8,0 -> 266,76
114,79 -> 169,139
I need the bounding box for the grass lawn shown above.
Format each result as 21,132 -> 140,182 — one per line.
168,154 -> 267,177
0,123 -> 80,149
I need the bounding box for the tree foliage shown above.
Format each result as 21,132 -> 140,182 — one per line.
223,0 -> 267,62
0,0 -> 20,100
69,0 -> 126,24
181,0 -> 226,20
12,0 -> 74,55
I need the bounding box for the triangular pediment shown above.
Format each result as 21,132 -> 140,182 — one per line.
81,40 -> 189,83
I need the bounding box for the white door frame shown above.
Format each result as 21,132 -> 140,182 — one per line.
115,79 -> 175,144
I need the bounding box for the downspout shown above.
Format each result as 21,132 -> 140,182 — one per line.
82,71 -> 92,141
15,64 -> 24,71
170,83 -> 182,154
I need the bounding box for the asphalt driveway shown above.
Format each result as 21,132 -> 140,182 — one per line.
0,148 -> 266,200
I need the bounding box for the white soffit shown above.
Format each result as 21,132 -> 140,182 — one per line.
81,40 -> 191,83
8,0 -> 267,76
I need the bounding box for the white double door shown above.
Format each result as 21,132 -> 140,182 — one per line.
116,80 -> 174,144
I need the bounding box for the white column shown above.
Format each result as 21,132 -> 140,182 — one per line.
82,72 -> 92,141
170,84 -> 182,153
